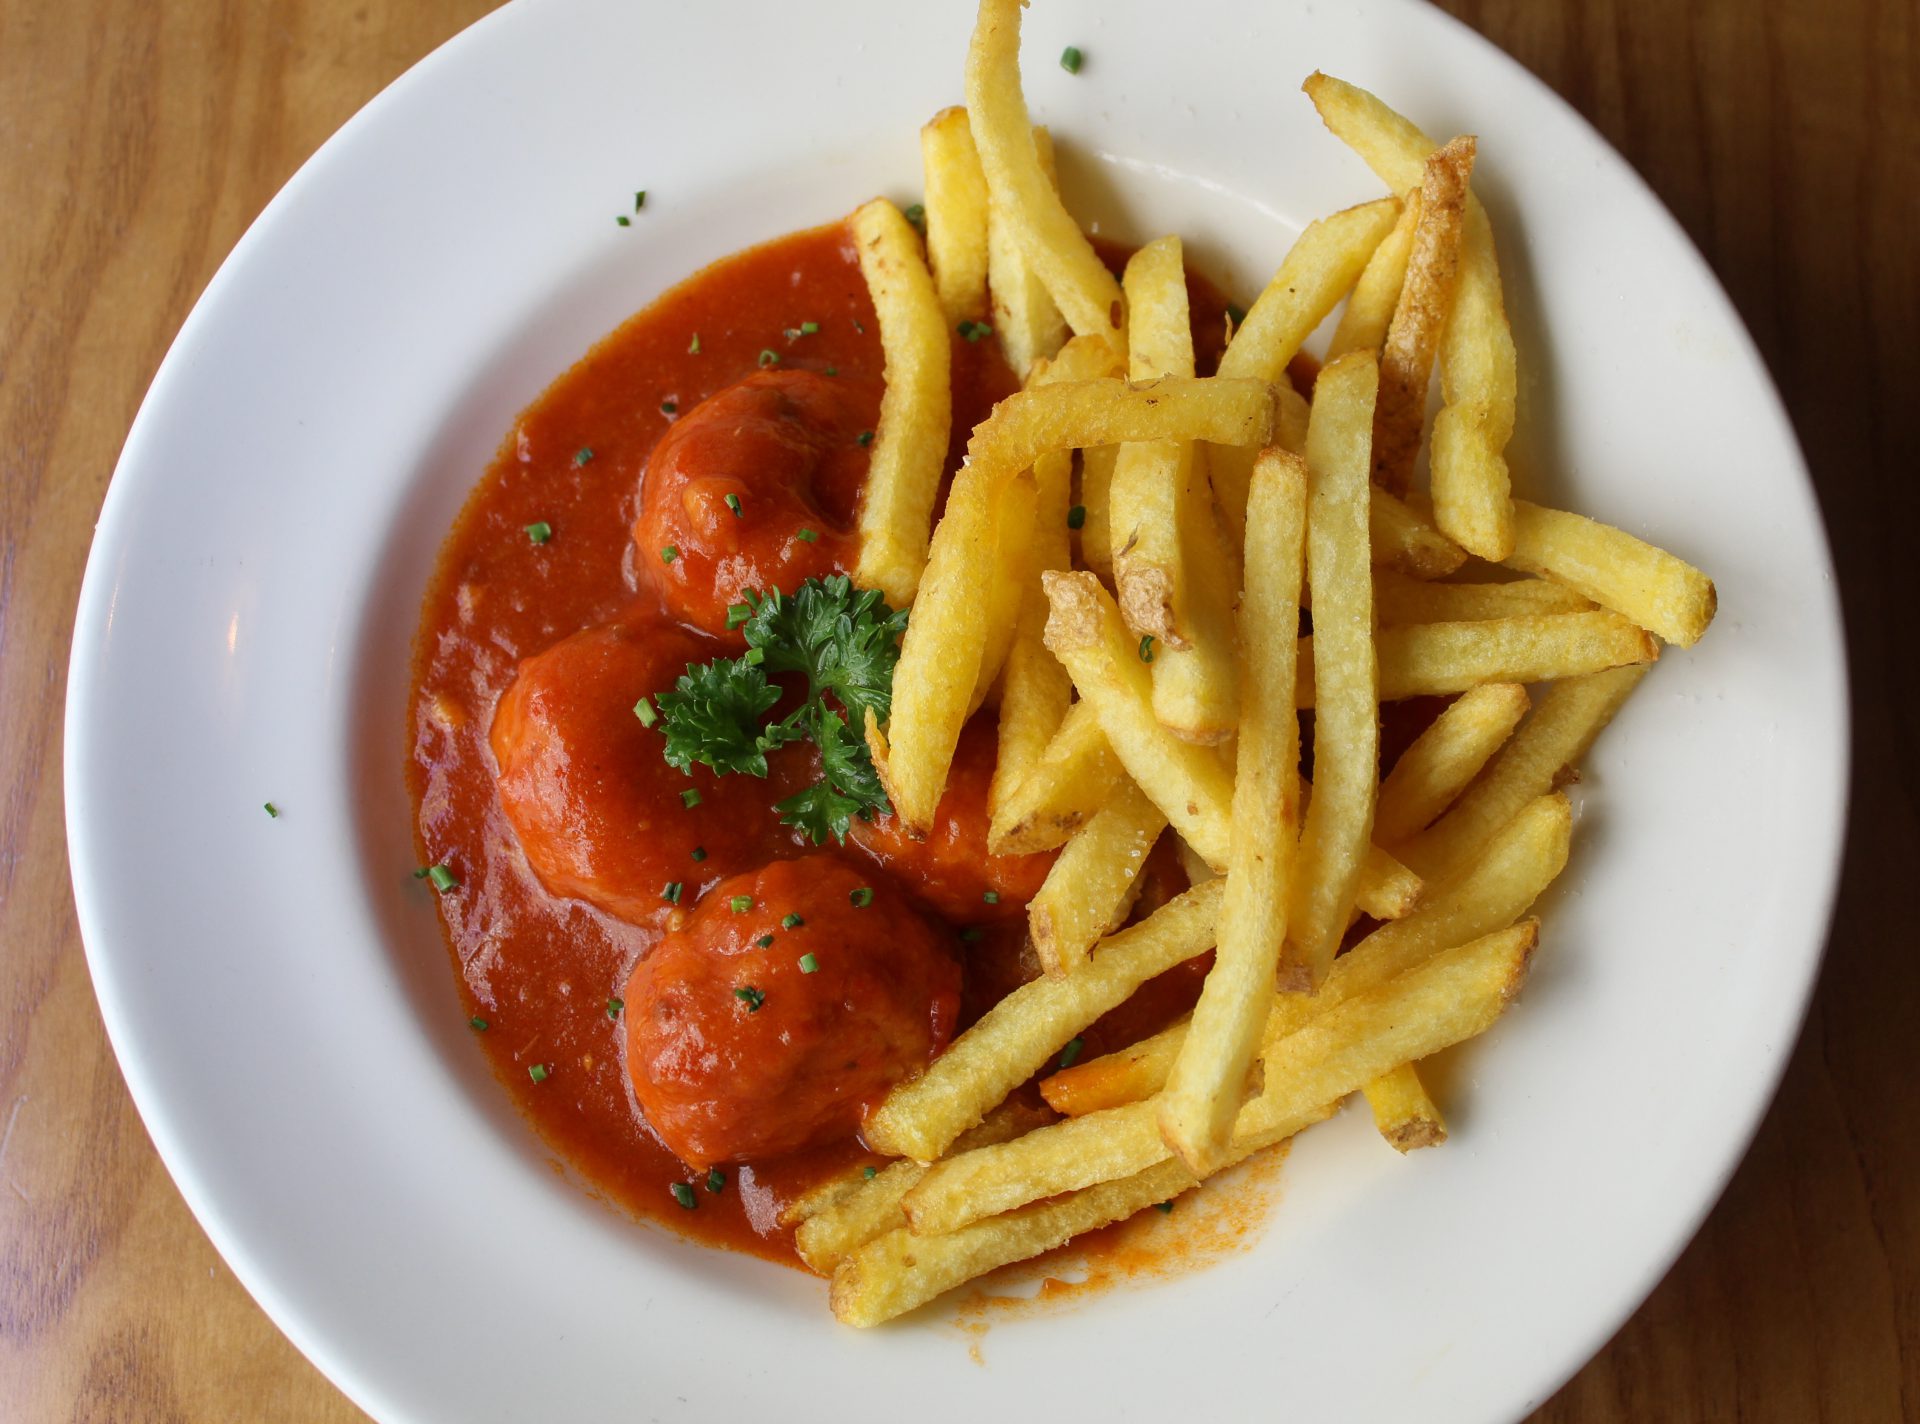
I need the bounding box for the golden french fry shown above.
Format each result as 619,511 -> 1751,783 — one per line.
1042,570 -> 1238,867
1028,780 -> 1167,977
1400,666 -> 1647,881
1076,444 -> 1118,585
988,126 -> 1071,381
1304,72 -> 1517,559
970,470 -> 1037,713
1326,188 -> 1421,358
1159,450 -> 1307,1171
1363,1063 -> 1447,1151
989,456 -> 1073,797
1043,795 -> 1569,1115
1505,500 -> 1718,648
1148,462 -> 1241,744
901,920 -> 1537,1237
1209,381 -> 1309,547
965,0 -> 1124,341
987,697 -> 1123,855
1371,485 -> 1468,577
921,107 -> 991,326
1295,610 -> 1659,706
850,198 -> 953,608
1284,352 -> 1381,989
1373,136 -> 1474,496
1374,682 -> 1531,846
1373,571 -> 1593,624
1357,840 -> 1424,919
864,878 -> 1224,1162
781,1164 -> 876,1230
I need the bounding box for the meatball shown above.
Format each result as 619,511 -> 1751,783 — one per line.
635,370 -> 880,638
851,717 -> 1055,921
490,620 -> 786,924
624,857 -> 960,1166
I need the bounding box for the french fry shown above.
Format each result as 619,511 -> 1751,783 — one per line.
796,1099 -> 1053,1275
864,878 -> 1224,1162
1295,610 -> 1658,706
1110,238 -> 1197,647
1326,188 -> 1421,358
781,1164 -> 876,1230
1042,795 -> 1570,1115
1149,466 -> 1241,744
1363,1063 -> 1447,1151
1371,136 -> 1474,496
1210,381 -> 1310,547
988,126 -> 1071,381
1357,840 -> 1424,919
1373,682 -> 1530,846
1304,73 -> 1517,559
882,376 -> 1270,830
988,456 -> 1073,795
921,107 -> 991,326
1028,780 -> 1167,977
850,198 -> 953,608
1158,450 -> 1306,1171
969,470 -> 1037,713
1371,485 -> 1468,577
965,0 -> 1125,342
1076,445 -> 1118,585
1506,500 -> 1718,648
987,698 -> 1123,855
1284,352 -> 1381,989
900,921 -> 1537,1237
1042,570 -> 1238,866
1399,666 -> 1647,881
1373,571 -> 1593,624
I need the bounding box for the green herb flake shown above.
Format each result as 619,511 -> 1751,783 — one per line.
706,1167 -> 726,1194
1154,1200 -> 1175,1215
468,1015 -> 489,1032
660,399 -> 678,415
1060,45 -> 1084,74
574,447 -> 594,466
524,521 -> 553,544
528,1063 -> 550,1083
634,190 -> 647,211
862,1165 -> 878,1180
798,952 -> 819,974
794,528 -> 819,543
1226,303 -> 1247,328
427,863 -> 460,893
957,319 -> 993,342
733,985 -> 766,1011
800,320 -> 821,335
730,895 -> 754,913
781,913 -> 804,929
263,802 -> 279,818
671,1182 -> 698,1210
756,934 -> 775,949
606,996 -> 624,1019
959,927 -> 984,944
725,492 -> 744,517
982,890 -> 1000,905
634,697 -> 658,727
616,215 -> 631,227
1139,634 -> 1157,663
824,365 -> 838,377
663,881 -> 684,905
689,332 -> 702,354
1066,504 -> 1087,530
726,601 -> 753,631
904,203 -> 926,229
850,887 -> 875,908
691,846 -> 708,862
680,787 -> 702,809
660,544 -> 680,564
758,348 -> 781,368
856,430 -> 875,447
1058,1036 -> 1085,1069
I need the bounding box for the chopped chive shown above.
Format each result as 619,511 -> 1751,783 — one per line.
688,332 -> 701,354
680,788 -> 702,809
1139,634 -> 1156,663
691,846 -> 708,862
635,190 -> 647,211
781,912 -> 804,929
616,215 -> 631,227
794,527 -> 819,543
524,521 -> 553,544
1058,1036 -> 1085,1069
724,492 -> 744,517
663,881 -> 684,904
800,320 -> 820,335
726,601 -> 753,630
427,864 -> 460,893
1154,1200 -> 1175,1215
959,927 -> 984,944
706,1167 -> 726,1194
606,996 -> 624,1019
634,696 -> 657,727
758,348 -> 780,367
856,430 -> 875,447
1059,44 -> 1084,73
756,934 -> 775,948
263,802 -> 279,818
824,365 -> 838,376
660,544 -> 679,564
850,886 -> 874,908
528,1063 -> 550,1083
903,203 -> 926,230
798,952 -> 819,974
733,985 -> 765,1011
468,1015 -> 489,1032
982,890 -> 1000,905
660,399 -> 678,415
730,895 -> 753,913
413,866 -> 431,879
574,447 -> 594,466
783,327 -> 800,342
957,320 -> 993,342
671,1182 -> 698,1210
1066,504 -> 1087,529
862,1165 -> 878,1180
853,318 -> 865,334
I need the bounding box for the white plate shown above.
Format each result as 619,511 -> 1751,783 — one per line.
66,1 -> 1847,1420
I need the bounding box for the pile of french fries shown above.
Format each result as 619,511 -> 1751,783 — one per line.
808,0 -> 1716,1327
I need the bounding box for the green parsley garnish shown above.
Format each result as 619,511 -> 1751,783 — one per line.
661,399 -> 677,415
800,320 -> 820,335
663,882 -> 683,904
691,846 -> 708,862
606,997 -> 624,1019
1154,1200 -> 1174,1215
758,348 -> 780,367
660,545 -> 679,564
528,1063 -> 549,1083
1060,45 -> 1084,73
862,1165 -> 878,1180
781,913 -> 804,929
798,952 -> 819,974
1139,634 -> 1156,663
724,492 -> 744,517
850,886 -> 875,908
468,1015 -> 488,1032
671,1182 -> 698,1210
733,985 -> 766,1011
689,333 -> 701,354
634,697 -> 657,727
756,934 -> 775,948
904,203 -> 926,229
982,890 -> 1000,905
706,1167 -> 726,1194
957,320 -> 993,342
616,215 -> 631,227
263,802 -> 279,818
680,787 -> 702,809
1059,1036 -> 1085,1069
856,430 -> 875,447
524,521 -> 552,544
795,528 -> 819,543
635,190 -> 647,211
1066,505 -> 1087,529
730,895 -> 754,913
652,576 -> 908,844
726,601 -> 753,631
574,447 -> 593,466
426,864 -> 460,893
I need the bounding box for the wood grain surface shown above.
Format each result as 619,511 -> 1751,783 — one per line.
1,1 -> 1912,1419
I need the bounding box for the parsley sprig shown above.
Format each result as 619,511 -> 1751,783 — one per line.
654,576 -> 907,843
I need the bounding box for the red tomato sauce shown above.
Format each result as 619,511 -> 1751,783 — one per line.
408,219 -> 1238,1268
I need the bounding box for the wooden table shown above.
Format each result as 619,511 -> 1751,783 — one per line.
2,1 -> 1911,1417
